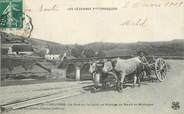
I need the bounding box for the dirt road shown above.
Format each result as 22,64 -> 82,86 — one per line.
2,60 -> 184,114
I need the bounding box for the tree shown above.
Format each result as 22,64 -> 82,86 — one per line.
83,49 -> 95,58
96,50 -> 106,57
71,44 -> 84,58
38,48 -> 47,58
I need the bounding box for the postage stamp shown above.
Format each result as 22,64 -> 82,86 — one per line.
0,0 -> 23,28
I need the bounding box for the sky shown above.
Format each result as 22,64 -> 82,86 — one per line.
2,0 -> 184,44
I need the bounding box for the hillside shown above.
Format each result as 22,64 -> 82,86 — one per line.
85,40 -> 184,57
0,32 -> 68,54
1,32 -> 184,57
28,38 -> 68,54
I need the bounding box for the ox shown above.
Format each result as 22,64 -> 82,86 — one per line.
102,57 -> 144,92
89,61 -> 117,88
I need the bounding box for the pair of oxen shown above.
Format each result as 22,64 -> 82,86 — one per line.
89,57 -> 149,92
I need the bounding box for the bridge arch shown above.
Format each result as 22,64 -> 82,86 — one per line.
80,63 -> 92,80
66,64 -> 76,79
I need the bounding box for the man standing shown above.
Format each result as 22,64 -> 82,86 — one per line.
138,51 -> 148,63
137,51 -> 151,76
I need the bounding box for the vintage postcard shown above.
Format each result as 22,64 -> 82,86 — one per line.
0,0 -> 184,114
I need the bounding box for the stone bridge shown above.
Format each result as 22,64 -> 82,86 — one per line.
58,56 -> 133,81
57,55 -> 173,81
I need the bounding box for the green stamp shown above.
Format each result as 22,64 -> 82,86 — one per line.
0,0 -> 23,28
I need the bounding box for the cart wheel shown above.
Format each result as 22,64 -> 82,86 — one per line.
154,58 -> 167,82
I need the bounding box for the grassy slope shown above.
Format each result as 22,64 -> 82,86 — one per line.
84,40 -> 184,57
1,32 -> 184,57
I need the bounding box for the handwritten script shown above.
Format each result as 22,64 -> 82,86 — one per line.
122,1 -> 184,8
40,4 -> 59,12
120,18 -> 148,27
23,0 -> 183,29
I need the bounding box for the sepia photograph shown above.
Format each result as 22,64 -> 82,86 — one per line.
0,0 -> 184,114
